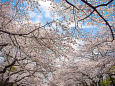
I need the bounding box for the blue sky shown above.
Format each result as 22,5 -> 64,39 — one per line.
1,0 -> 55,23
1,0 -> 114,36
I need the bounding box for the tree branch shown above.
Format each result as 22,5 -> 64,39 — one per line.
0,59 -> 17,74
65,0 -> 79,10
0,20 -> 55,36
81,0 -> 114,41
0,43 -> 8,50
95,0 -> 113,8
78,10 -> 94,21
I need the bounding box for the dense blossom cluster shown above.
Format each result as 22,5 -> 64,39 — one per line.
0,0 -> 114,86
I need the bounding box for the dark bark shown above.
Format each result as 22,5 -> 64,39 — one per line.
0,59 -> 17,74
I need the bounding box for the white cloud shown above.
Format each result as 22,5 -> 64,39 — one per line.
28,11 -> 37,18
82,25 -> 96,28
34,15 -> 42,24
69,22 -> 96,28
27,8 -> 42,23
38,0 -> 52,18
69,22 -> 75,27
39,0 -> 52,8
27,0 -> 53,23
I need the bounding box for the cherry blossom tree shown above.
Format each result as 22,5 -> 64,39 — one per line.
0,0 -> 114,86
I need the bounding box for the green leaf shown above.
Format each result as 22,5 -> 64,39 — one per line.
11,66 -> 17,72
